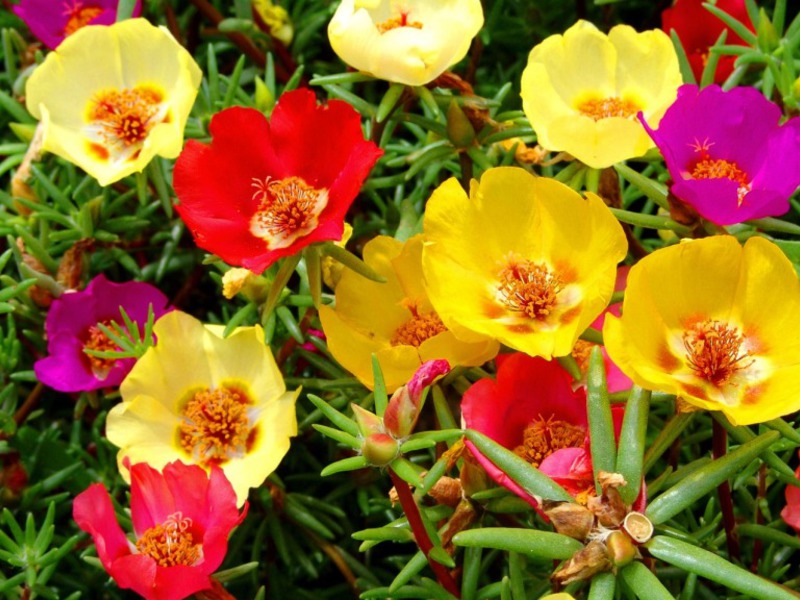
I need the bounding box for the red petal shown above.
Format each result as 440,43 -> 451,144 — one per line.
72,483 -> 131,571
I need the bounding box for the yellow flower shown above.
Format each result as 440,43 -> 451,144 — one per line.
253,0 -> 293,45
106,311 -> 299,506
520,20 -> 681,169
319,234 -> 499,392
604,236 -> 800,426
25,19 -> 202,186
422,167 -> 627,359
328,0 -> 483,86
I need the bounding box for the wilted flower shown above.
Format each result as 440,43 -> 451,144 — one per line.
422,167 -> 627,359
641,84 -> 800,225
174,89 -> 382,274
328,0 -> 484,86
319,235 -> 498,392
13,0 -> 142,49
520,20 -> 681,168
604,236 -> 800,426
106,311 -> 299,505
25,19 -> 201,186
73,460 -> 246,600
34,275 -> 171,393
662,0 -> 753,84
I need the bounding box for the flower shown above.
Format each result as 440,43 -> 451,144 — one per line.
319,235 -> 498,392
173,89 -> 382,274
662,0 -> 753,84
73,460 -> 246,600
34,274 -> 171,393
641,84 -> 800,225
25,18 -> 202,186
462,353 -> 616,506
422,167 -> 627,359
520,20 -> 681,168
327,0 -> 484,86
106,311 -> 299,505
13,0 -> 142,50
781,453 -> 800,534
604,236 -> 800,426
252,0 -> 293,45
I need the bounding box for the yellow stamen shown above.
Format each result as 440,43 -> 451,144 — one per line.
83,320 -> 118,377
513,416 -> 585,468
135,512 -> 200,567
87,85 -> 164,150
376,12 -> 423,33
63,4 -> 103,36
683,319 -> 752,386
249,176 -> 329,249
576,97 -> 640,121
391,302 -> 446,347
497,259 -> 562,320
179,387 -> 251,466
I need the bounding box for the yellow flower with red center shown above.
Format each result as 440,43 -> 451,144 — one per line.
328,0 -> 484,86
422,167 -> 627,359
319,235 -> 499,392
604,236 -> 800,426
25,18 -> 201,186
520,20 -> 681,169
106,311 -> 299,505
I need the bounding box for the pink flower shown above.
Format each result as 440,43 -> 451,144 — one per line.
13,0 -> 142,50
781,454 -> 800,534
34,275 -> 171,392
73,460 -> 246,600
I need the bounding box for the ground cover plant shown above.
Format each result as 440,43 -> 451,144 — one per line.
2,0 -> 800,598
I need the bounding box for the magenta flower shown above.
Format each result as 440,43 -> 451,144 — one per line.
641,84 -> 800,225
13,0 -> 142,50
34,275 -> 170,393
73,460 -> 246,600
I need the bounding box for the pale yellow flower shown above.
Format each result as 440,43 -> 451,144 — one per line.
25,18 -> 201,186
328,0 -> 483,86
520,20 -> 681,169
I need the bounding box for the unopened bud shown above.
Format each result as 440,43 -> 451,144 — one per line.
605,530 -> 637,568
361,432 -> 400,467
623,511 -> 654,544
351,404 -> 384,438
543,501 -> 594,541
222,268 -> 268,302
446,99 -> 476,149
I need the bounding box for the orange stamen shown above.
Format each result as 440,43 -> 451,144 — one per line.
87,86 -> 165,152
391,302 -> 447,347
497,259 -> 562,320
249,176 -> 328,249
691,157 -> 751,205
577,97 -> 640,121
83,320 -> 118,377
683,319 -> 752,386
179,387 -> 251,466
62,3 -> 103,36
135,512 -> 201,567
514,416 -> 585,468
376,12 -> 423,33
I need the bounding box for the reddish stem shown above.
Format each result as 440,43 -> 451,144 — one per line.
712,419 -> 741,563
388,468 -> 461,598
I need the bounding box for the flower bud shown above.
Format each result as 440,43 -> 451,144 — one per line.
351,403 -> 384,438
384,359 -> 451,438
222,268 -> 268,302
447,100 -> 476,149
551,540 -> 610,585
543,501 -> 594,541
605,530 -> 637,568
361,432 -> 400,467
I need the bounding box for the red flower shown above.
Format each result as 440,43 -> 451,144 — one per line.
462,353 -> 625,507
781,454 -> 800,534
173,89 -> 382,273
73,460 -> 246,600
662,0 -> 753,84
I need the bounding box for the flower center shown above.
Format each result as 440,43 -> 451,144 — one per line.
514,417 -> 585,468
249,176 -> 329,249
85,85 -> 166,160
62,3 -> 103,36
179,387 -> 251,466
376,12 -> 423,33
497,259 -> 562,320
683,319 -> 753,386
82,320 -> 118,378
135,512 -> 201,567
691,158 -> 751,205
576,96 -> 640,121
571,339 -> 595,375
391,303 -> 447,347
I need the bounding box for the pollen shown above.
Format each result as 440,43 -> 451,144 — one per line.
514,416 -> 585,468
576,96 -> 640,121
391,302 -> 447,347
83,320 -> 118,378
179,387 -> 251,466
683,319 -> 753,386
376,12 -> 423,33
497,259 -> 563,320
691,158 -> 751,205
62,2 -> 104,36
135,512 -> 201,567
87,85 -> 165,150
249,176 -> 329,249
571,339 -> 595,375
